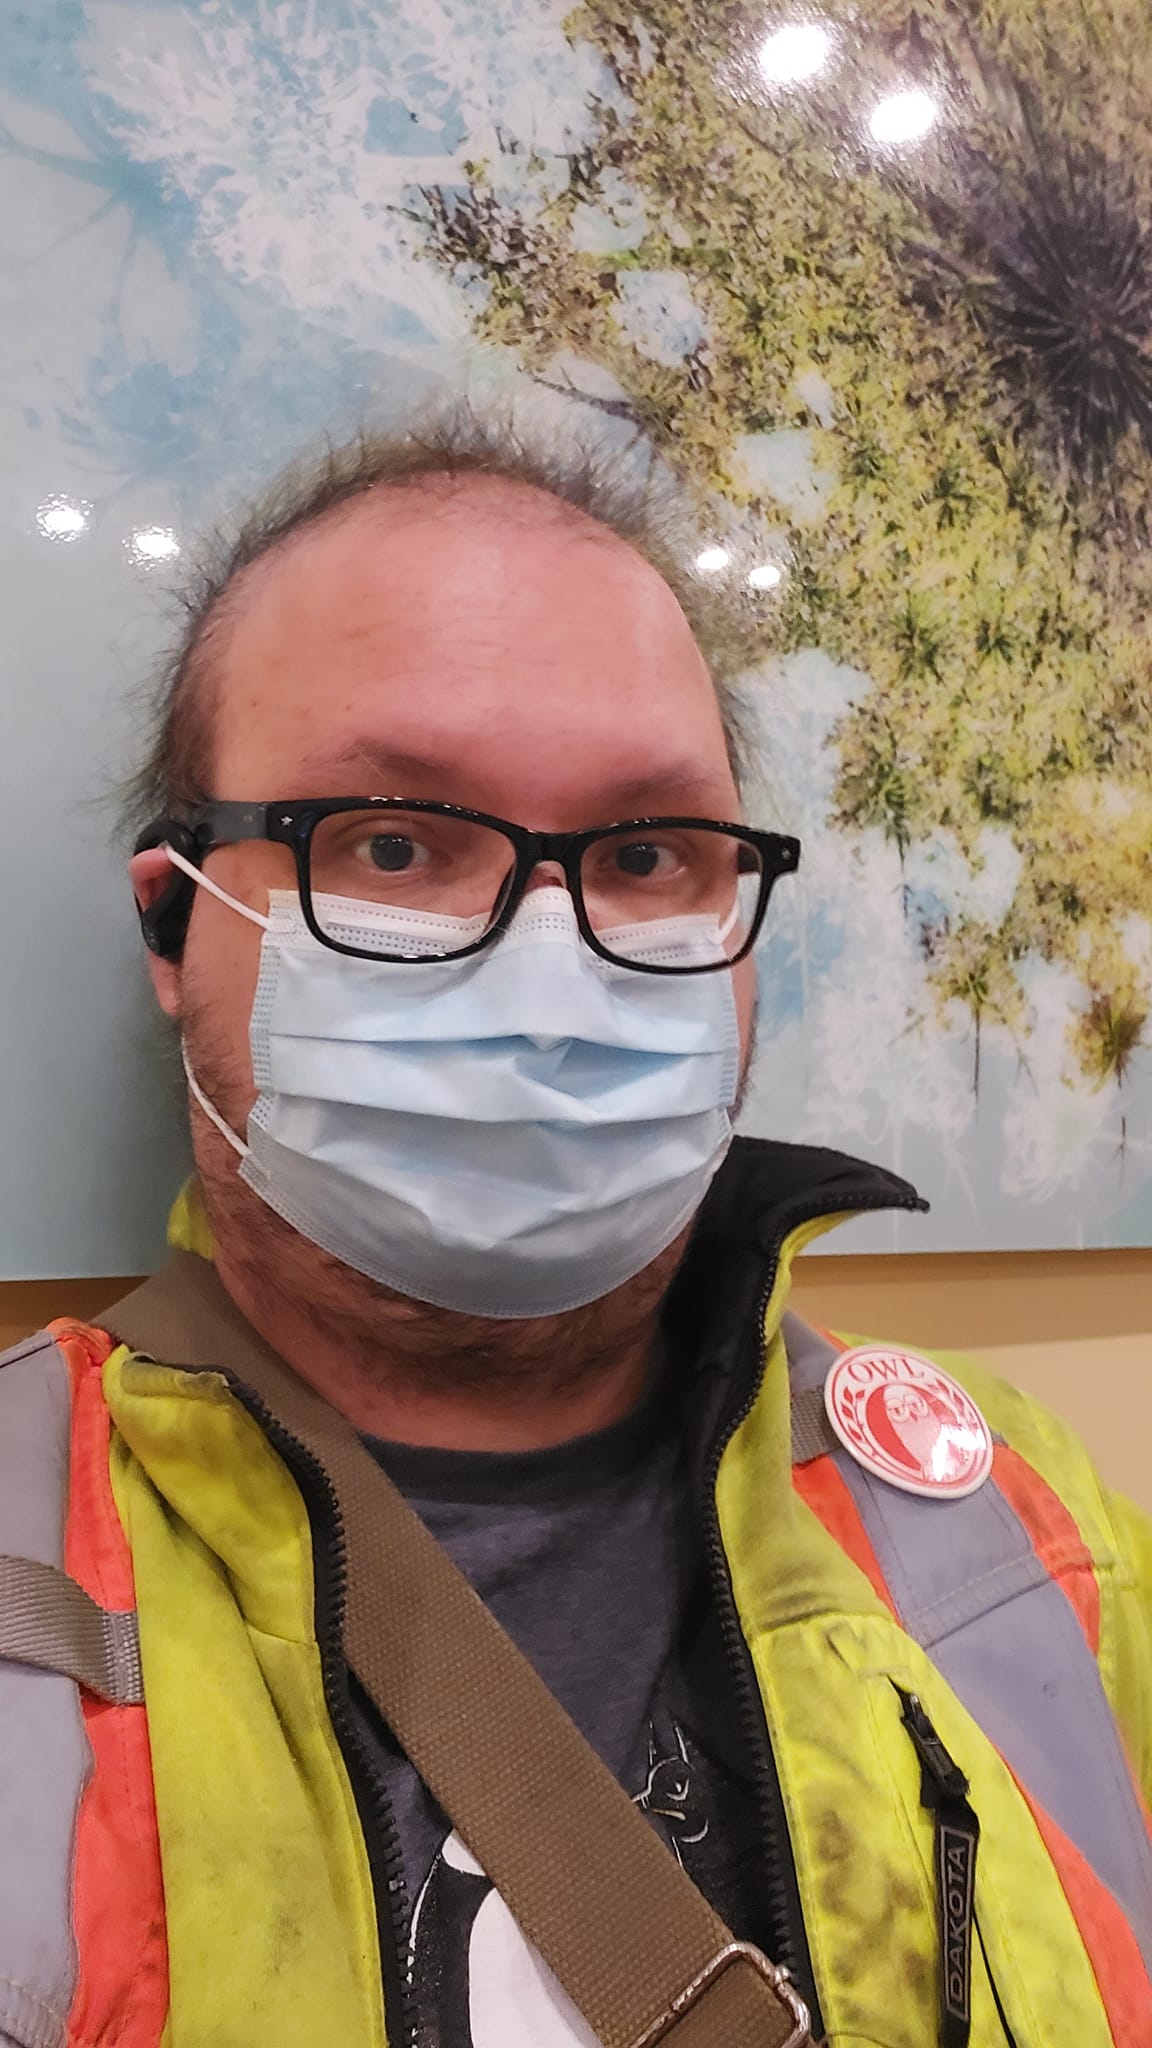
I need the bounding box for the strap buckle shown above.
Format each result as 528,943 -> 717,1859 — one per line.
628,1941 -> 811,2048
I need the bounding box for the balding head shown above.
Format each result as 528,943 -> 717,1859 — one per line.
125,411 -> 757,839
210,472 -> 731,825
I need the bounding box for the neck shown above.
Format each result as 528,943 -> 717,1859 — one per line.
208,1184 -> 686,1451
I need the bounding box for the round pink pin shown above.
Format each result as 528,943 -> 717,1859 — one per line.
823,1346 -> 994,1500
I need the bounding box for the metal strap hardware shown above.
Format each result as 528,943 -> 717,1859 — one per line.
627,1944 -> 811,2048
0,1553 -> 144,1705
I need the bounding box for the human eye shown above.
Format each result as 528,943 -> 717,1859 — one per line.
310,809 -> 453,899
354,829 -> 430,874
604,834 -> 687,882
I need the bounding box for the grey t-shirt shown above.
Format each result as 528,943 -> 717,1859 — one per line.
355,1376 -> 763,2046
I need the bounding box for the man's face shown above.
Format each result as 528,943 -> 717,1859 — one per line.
138,477 -> 757,1149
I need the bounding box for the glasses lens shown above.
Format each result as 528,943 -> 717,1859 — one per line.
307,808 -> 516,957
582,827 -> 764,969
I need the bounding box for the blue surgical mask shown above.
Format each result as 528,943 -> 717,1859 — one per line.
181,877 -> 740,1318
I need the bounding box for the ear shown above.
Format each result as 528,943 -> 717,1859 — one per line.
129,846 -> 184,1017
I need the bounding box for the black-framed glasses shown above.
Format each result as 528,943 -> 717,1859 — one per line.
138,798 -> 801,974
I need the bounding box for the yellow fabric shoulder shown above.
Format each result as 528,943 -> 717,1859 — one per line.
167,1179 -> 216,1261
104,1344 -> 387,2048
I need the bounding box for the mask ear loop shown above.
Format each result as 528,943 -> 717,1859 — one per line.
161,843 -> 264,1159
163,842 -> 272,931
181,1044 -> 249,1160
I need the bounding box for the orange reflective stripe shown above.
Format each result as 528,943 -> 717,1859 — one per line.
1010,1766 -> 1152,2046
990,1446 -> 1152,1934
992,1443 -> 1101,1654
50,1322 -> 169,2048
792,1455 -> 898,1618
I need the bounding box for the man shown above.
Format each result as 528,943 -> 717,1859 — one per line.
2,413 -> 1150,2048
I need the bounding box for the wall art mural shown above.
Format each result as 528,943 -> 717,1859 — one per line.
0,0 -> 1148,1271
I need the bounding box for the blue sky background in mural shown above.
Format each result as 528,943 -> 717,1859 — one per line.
0,0 -> 1147,1270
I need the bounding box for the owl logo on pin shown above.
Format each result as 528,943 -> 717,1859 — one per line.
823,1347 -> 994,1500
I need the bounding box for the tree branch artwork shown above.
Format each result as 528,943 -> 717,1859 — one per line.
414,0 -> 1151,1131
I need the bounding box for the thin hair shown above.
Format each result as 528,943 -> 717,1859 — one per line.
122,402 -> 760,840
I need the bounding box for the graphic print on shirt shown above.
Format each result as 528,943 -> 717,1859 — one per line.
635,1723 -> 709,1864
407,1720 -> 731,2048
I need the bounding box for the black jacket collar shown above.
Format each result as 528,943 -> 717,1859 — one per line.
664,1134 -> 928,1458
693,1134 -> 926,1263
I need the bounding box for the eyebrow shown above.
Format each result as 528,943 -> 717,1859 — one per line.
300,743 -> 465,788
295,742 -> 729,816
587,769 -> 731,814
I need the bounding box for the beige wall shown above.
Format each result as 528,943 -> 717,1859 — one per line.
3,1251 -> 1149,1509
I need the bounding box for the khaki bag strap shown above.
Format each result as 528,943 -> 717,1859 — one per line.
105,1253 -> 810,2047
0,1554 -> 144,1705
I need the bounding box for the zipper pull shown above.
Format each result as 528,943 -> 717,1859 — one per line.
895,1688 -> 980,2048
901,1691 -> 972,1807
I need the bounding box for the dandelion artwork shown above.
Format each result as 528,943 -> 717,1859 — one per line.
0,0 -> 1148,1267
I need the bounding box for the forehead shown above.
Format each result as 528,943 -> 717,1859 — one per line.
209,477 -> 735,818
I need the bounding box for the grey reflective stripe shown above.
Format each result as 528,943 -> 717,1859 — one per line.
0,1333 -> 87,2048
780,1312 -> 839,1401
0,1555 -> 143,1706
782,1313 -> 1152,1975
839,1438 -> 1152,1974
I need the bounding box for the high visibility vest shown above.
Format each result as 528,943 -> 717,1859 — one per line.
1,1216 -> 1150,2046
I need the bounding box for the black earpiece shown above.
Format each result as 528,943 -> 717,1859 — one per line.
133,818 -> 198,961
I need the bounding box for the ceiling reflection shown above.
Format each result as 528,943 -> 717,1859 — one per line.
694,545 -> 732,573
35,496 -> 91,544
32,504 -> 183,569
126,526 -> 181,567
867,88 -> 940,148
757,21 -> 833,87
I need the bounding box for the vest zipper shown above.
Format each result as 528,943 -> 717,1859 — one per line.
227,1384 -> 418,2048
700,1184 -> 924,2045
